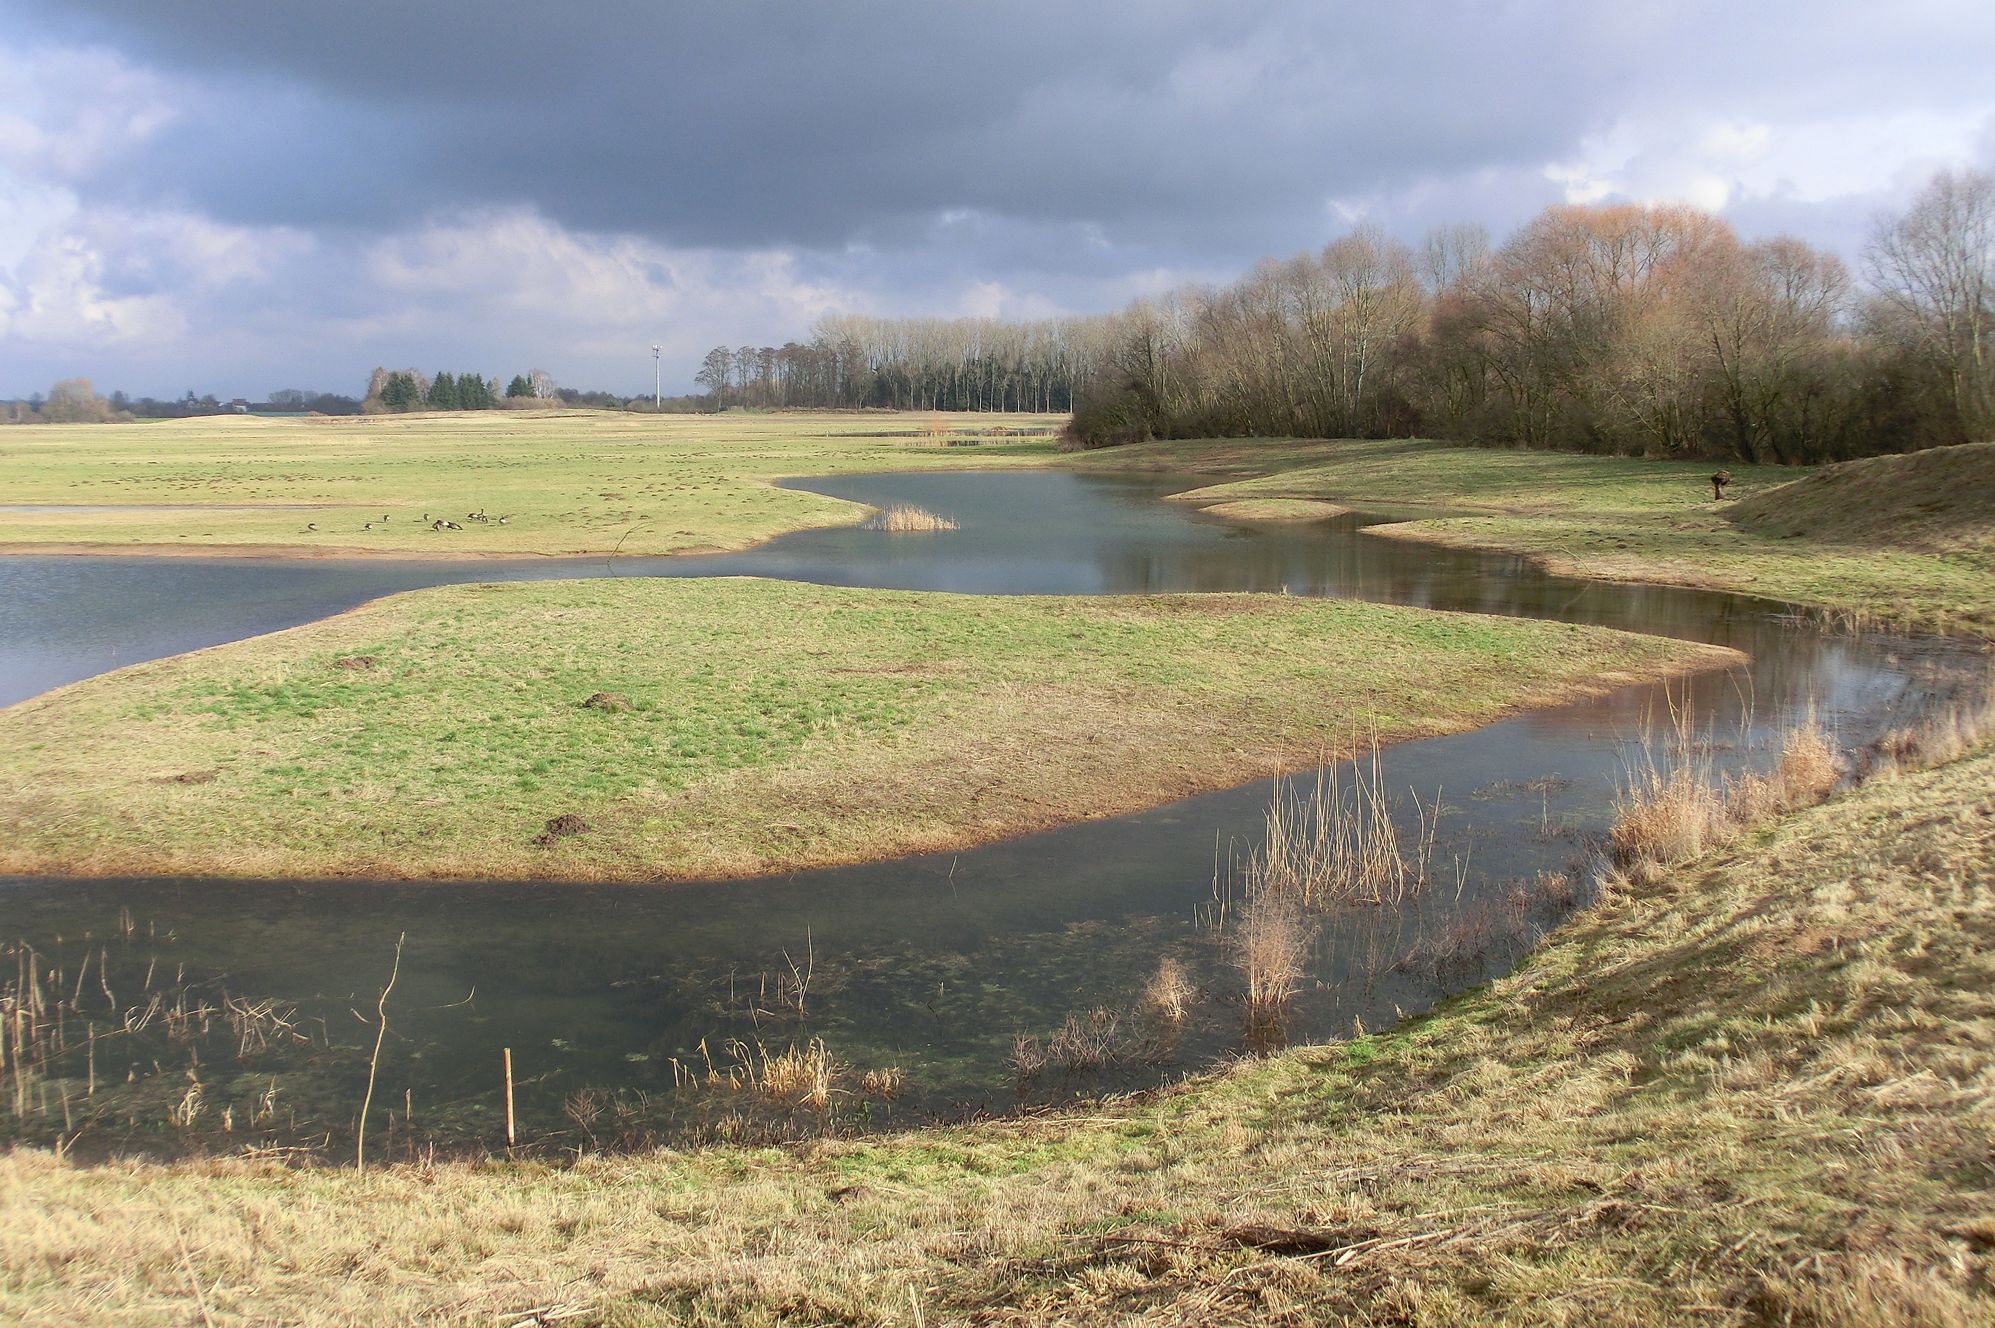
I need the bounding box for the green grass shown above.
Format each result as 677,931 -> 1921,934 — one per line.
6,735 -> 1987,1325
0,410 -> 1059,557
0,577 -> 1728,880
1080,437 -> 1995,637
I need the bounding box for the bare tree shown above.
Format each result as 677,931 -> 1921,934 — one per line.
1866,169 -> 1995,441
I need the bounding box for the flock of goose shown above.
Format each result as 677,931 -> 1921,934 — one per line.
299,510 -> 512,534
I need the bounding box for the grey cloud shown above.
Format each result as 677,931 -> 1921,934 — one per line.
14,0 -> 1631,262
6,0 -> 1995,396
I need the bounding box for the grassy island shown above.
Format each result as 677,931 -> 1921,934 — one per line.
0,577 -> 1729,881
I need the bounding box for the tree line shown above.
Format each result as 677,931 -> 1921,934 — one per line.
693,314 -> 1110,413
360,367 -> 562,413
1065,169 -> 1995,462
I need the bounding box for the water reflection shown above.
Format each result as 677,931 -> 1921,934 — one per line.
0,469 -> 1977,1156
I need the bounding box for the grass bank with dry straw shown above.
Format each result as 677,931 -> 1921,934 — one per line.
4,700 -> 1989,1324
0,576 -> 1731,881
1078,437 -> 1995,637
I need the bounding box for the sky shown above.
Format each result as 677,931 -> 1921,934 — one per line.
2,1 -> 1992,399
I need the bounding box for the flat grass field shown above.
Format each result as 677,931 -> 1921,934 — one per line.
0,410 -> 1060,557
1084,437 -> 1995,637
0,577 -> 1728,880
8,736 -> 1988,1325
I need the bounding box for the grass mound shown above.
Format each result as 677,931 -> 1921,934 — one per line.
1078,438 -> 1995,637
1728,440 -> 1995,553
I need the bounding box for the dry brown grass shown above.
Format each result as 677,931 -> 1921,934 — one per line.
1141,956 -> 1195,1026
1046,1009 -> 1124,1072
1231,893 -> 1311,1030
862,503 -> 959,532
753,1039 -> 838,1113
1612,714 -> 1847,874
1859,673 -> 1995,780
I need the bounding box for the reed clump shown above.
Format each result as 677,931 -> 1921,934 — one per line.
1231,895 -> 1310,1032
1857,674 -> 1994,780
1612,705 -> 1852,878
1141,956 -> 1195,1026
754,1039 -> 838,1113
1008,1033 -> 1046,1082
1249,758 -> 1442,908
863,504 -> 959,533
1047,1008 -> 1123,1072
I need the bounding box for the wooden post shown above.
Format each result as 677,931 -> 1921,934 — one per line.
503,1047 -> 516,1148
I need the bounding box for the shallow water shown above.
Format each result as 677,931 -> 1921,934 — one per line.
0,470 -> 1974,1156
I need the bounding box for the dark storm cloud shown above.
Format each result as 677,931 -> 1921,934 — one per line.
12,0 -> 1632,265
5,0 -> 1993,396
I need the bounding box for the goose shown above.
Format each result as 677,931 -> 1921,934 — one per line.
304,523 -> 317,532
496,514 -> 511,525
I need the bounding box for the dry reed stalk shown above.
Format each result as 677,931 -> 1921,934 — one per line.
354,932 -> 403,1173
864,504 -> 959,533
1250,747 -> 1441,908
503,1047 -> 516,1148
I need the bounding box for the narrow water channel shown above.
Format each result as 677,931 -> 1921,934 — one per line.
0,471 -> 1974,1156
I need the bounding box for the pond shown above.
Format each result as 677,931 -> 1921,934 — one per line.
0,471 -> 1974,1157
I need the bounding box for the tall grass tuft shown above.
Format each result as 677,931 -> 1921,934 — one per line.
1612,699 -> 1851,876
864,504 -> 959,533
1608,696 -> 1733,872
754,1039 -> 838,1113
1142,956 -> 1195,1026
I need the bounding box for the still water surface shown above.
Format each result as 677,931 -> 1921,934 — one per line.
0,471 -> 1971,1153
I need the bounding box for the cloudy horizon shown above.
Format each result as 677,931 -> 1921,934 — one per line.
3,0 -> 1991,400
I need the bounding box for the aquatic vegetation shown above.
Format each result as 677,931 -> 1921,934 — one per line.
862,503 -> 959,532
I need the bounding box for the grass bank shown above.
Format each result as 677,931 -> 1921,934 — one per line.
0,410 -> 1059,558
1079,438 -> 1995,638
5,731 -> 1988,1324
0,577 -> 1728,881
